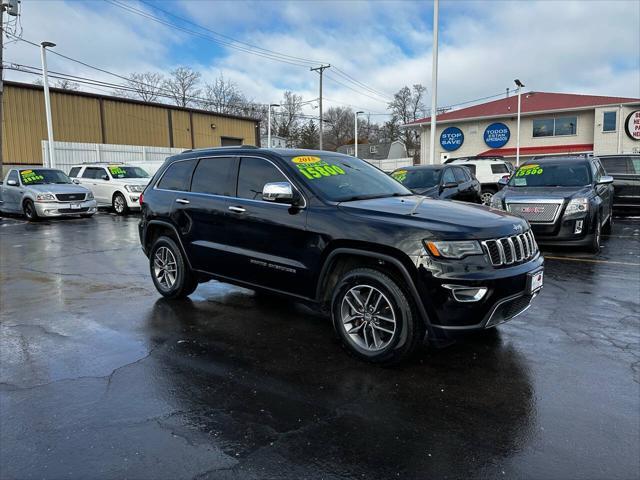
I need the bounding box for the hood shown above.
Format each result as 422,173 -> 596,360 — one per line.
26,183 -> 91,195
337,195 -> 528,240
499,185 -> 591,202
108,177 -> 150,186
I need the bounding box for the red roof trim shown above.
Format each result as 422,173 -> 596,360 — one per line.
479,143 -> 594,157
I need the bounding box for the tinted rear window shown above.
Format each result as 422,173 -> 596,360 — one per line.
491,164 -> 509,174
69,167 -> 81,178
453,167 -> 467,183
157,159 -> 196,191
601,157 -> 630,174
465,164 -> 476,175
191,157 -> 238,196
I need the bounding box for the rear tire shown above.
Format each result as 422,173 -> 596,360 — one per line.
587,215 -> 602,253
149,236 -> 198,299
112,192 -> 128,215
331,267 -> 425,365
23,199 -> 39,222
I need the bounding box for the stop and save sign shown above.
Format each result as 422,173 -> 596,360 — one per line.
625,110 -> 640,141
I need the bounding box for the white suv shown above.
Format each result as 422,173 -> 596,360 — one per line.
445,157 -> 514,205
68,163 -> 150,214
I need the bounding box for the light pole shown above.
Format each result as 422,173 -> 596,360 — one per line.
514,79 -> 525,167
267,103 -> 279,148
354,111 -> 364,157
429,0 -> 439,165
40,41 -> 56,167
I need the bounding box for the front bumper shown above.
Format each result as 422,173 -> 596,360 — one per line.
125,193 -> 142,209
531,214 -> 594,246
416,254 -> 544,331
34,199 -> 98,217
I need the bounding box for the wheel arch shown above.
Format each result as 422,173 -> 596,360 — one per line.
144,220 -> 193,270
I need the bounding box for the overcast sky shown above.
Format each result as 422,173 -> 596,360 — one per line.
5,0 -> 640,119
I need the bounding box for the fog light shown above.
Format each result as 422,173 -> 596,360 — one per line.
574,220 -> 583,234
442,284 -> 488,303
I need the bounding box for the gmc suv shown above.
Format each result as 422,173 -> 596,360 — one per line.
139,147 -> 544,364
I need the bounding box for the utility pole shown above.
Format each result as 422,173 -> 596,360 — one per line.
0,0 -> 19,176
267,103 -> 279,148
354,111 -> 363,157
40,41 -> 56,167
429,0 -> 439,165
310,64 -> 330,150
514,79 -> 525,167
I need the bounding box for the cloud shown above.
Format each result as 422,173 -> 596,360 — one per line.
5,0 -> 639,120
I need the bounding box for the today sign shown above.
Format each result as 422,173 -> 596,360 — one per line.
440,127 -> 464,151
625,110 -> 640,141
484,122 -> 511,148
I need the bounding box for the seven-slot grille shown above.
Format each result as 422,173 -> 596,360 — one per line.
506,202 -> 561,223
482,230 -> 538,267
56,193 -> 86,202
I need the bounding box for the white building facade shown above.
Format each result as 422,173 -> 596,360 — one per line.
405,92 -> 640,165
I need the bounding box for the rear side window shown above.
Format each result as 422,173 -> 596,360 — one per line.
69,167 -> 81,178
453,167 -> 467,183
441,168 -> 456,184
237,157 -> 287,200
631,157 -> 640,174
465,164 -> 476,175
601,157 -> 630,174
157,159 -> 196,191
491,163 -> 509,174
82,167 -> 106,179
190,157 -> 238,196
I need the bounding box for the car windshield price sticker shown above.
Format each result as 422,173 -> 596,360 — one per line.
392,170 -> 408,182
108,166 -> 126,177
484,122 -> 510,148
292,156 -> 346,180
440,127 -> 464,151
516,164 -> 543,176
20,170 -> 44,184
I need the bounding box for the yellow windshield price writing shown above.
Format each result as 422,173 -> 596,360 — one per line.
20,170 -> 44,184
291,156 -> 321,165
108,166 -> 126,176
392,170 -> 408,182
516,164 -> 543,176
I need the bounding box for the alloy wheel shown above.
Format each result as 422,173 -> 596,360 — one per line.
114,195 -> 125,213
340,284 -> 397,352
153,246 -> 178,290
481,192 -> 494,205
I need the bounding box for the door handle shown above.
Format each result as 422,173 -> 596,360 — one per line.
228,206 -> 246,213
175,198 -> 190,204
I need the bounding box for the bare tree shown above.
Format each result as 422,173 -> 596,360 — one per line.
322,106 -> 354,151
388,84 -> 427,158
273,91 -> 303,146
113,72 -> 165,102
33,78 -> 79,91
202,74 -> 249,115
163,66 -> 202,107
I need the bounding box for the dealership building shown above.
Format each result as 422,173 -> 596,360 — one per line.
405,91 -> 640,165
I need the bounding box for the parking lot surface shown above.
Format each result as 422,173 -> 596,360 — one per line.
1,213 -> 639,480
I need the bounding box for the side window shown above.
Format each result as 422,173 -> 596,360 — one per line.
82,167 -> 105,179
631,157 -> 640,174
7,170 -> 19,185
590,161 -> 601,183
190,157 -> 238,196
465,164 -> 476,175
237,157 -> 287,201
491,163 -> 509,174
462,167 -> 473,181
441,168 -> 456,184
453,167 -> 467,183
157,159 -> 196,191
69,167 -> 81,178
601,157 -> 629,174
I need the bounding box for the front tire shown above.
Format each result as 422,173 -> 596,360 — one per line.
603,213 -> 613,234
587,215 -> 602,253
149,236 -> 198,299
331,268 -> 425,365
480,189 -> 496,206
23,199 -> 39,222
112,192 -> 128,215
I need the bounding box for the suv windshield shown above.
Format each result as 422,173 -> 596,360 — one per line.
286,154 -> 411,202
392,169 -> 441,189
19,169 -> 71,185
509,163 -> 592,187
107,166 -> 149,179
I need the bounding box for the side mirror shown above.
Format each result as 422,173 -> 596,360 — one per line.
598,175 -> 614,185
498,177 -> 509,186
6,179 -> 18,186
101,174 -> 109,181
263,182 -> 294,204
72,179 -> 80,184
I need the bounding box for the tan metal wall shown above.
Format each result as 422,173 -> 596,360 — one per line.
2,83 -> 258,165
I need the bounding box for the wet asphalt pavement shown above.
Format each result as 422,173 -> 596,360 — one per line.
0,213 -> 639,480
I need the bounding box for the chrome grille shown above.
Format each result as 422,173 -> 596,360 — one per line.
56,193 -> 86,202
506,202 -> 561,223
482,230 -> 538,267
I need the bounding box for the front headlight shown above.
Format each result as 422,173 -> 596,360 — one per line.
490,195 -> 504,209
35,193 -> 56,202
564,197 -> 589,218
86,191 -> 94,200
424,240 -> 484,259
125,184 -> 143,193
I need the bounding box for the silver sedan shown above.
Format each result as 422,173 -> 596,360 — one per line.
0,168 -> 97,221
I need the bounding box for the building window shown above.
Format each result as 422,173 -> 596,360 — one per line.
532,116 -> 577,137
603,111 -> 617,132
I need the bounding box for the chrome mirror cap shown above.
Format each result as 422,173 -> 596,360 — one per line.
598,175 -> 614,185
263,182 -> 293,203
6,180 -> 18,186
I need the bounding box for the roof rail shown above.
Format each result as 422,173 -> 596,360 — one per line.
444,155 -> 505,164
80,161 -> 125,165
181,145 -> 260,154
530,153 -> 594,161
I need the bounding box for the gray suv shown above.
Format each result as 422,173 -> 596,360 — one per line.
0,168 -> 97,221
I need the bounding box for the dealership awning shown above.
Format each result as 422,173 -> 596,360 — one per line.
478,143 -> 594,157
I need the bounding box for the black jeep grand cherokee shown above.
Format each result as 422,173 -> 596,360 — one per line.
139,147 -> 544,364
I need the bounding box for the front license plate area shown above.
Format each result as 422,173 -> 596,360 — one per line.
527,269 -> 544,294
70,203 -> 81,210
